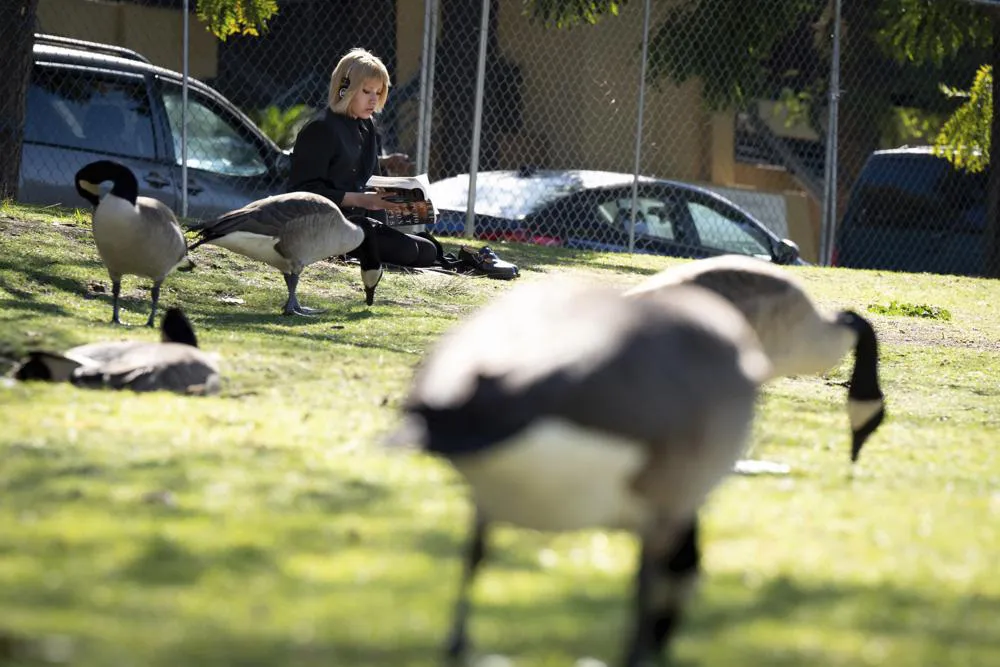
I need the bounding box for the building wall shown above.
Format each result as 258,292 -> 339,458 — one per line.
37,0 -> 219,79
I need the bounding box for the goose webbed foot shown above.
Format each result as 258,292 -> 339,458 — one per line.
281,303 -> 326,317
280,273 -> 325,317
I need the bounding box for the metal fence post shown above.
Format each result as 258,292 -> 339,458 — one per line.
820,0 -> 842,266
464,0 -> 490,239
416,0 -> 438,176
181,0 -> 189,218
628,0 -> 653,255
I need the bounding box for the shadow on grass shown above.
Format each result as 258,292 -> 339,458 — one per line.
121,535 -> 274,586
437,237 -> 667,278
3,559 -> 998,666
158,635 -> 434,667
194,307 -> 380,331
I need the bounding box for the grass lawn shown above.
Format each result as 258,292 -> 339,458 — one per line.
1,200 -> 999,667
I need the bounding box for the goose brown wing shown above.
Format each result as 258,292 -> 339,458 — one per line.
71,344 -> 220,395
404,283 -> 767,456
189,193 -> 339,247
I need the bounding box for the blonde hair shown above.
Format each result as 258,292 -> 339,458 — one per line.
328,48 -> 391,114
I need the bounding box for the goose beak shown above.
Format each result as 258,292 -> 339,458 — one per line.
850,404 -> 885,463
361,268 -> 383,306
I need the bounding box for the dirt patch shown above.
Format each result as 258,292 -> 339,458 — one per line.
0,216 -> 90,241
873,316 -> 1000,352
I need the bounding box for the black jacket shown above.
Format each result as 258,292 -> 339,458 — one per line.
286,108 -> 384,209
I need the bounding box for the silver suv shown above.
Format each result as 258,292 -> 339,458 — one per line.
19,34 -> 290,219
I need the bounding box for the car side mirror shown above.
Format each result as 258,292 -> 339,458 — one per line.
274,151 -> 292,179
774,238 -> 800,264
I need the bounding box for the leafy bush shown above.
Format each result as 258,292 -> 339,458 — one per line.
247,104 -> 316,149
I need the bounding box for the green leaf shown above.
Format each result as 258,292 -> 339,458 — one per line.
933,64 -> 992,173
195,0 -> 279,41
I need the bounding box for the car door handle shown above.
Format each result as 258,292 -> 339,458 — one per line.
143,172 -> 171,189
185,181 -> 204,196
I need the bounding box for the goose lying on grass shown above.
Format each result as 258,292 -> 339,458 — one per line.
389,277 -> 771,667
625,254 -> 885,463
74,160 -> 194,327
185,192 -> 383,315
11,308 -> 220,396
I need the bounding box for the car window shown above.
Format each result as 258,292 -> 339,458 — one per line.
686,201 -> 771,255
597,197 -> 679,241
25,65 -> 156,160
849,154 -> 987,232
161,83 -> 268,177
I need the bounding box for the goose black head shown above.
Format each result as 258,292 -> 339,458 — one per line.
13,352 -> 55,381
13,351 -> 82,383
161,308 -> 199,348
836,310 -> 886,463
73,160 -> 139,208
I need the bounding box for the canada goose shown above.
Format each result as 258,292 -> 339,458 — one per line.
389,277 -> 771,666
624,254 -> 885,462
74,160 -> 193,327
185,192 -> 383,315
12,307 -> 220,395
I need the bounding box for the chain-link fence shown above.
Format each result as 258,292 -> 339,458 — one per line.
3,0 -> 995,277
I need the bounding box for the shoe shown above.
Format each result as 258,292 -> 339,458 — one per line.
458,245 -> 520,280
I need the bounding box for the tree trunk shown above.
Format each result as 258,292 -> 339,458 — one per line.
0,0 -> 39,201
986,8 -> 1000,278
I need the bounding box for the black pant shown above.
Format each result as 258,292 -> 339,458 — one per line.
347,218 -> 439,268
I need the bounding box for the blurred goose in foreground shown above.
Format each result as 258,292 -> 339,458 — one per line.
12,308 -> 220,395
74,160 -> 193,327
625,254 -> 885,462
186,192 -> 382,315
388,277 -> 771,667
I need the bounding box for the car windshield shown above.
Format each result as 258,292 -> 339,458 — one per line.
852,152 -> 987,232
430,170 -> 650,220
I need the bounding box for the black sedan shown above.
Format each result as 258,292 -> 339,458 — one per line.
428,168 -> 804,264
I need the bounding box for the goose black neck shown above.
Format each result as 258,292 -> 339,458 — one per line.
837,310 -> 882,401
14,353 -> 54,381
161,308 -> 199,347
355,219 -> 383,271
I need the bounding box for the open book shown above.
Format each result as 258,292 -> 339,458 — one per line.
366,173 -> 437,228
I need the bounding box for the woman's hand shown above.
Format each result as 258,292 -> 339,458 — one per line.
342,191 -> 406,211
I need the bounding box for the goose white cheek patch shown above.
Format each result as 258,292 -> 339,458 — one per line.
848,397 -> 884,431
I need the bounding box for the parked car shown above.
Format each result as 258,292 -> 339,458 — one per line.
834,146 -> 988,277
427,168 -> 804,264
19,33 -> 290,218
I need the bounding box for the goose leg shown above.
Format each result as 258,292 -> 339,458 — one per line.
445,509 -> 488,664
111,279 -> 123,325
145,281 -> 162,328
281,273 -> 325,316
622,517 -> 700,667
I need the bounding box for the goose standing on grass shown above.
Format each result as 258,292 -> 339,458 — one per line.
12,307 -> 220,395
388,277 -> 772,667
75,160 -> 193,327
624,254 -> 885,463
185,192 -> 383,315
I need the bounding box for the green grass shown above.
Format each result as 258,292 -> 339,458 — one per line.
1,200 -> 999,667
867,300 -> 952,320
